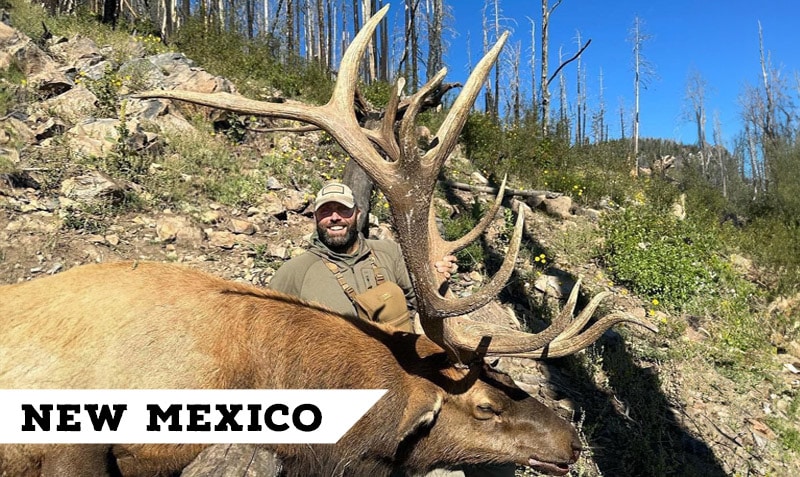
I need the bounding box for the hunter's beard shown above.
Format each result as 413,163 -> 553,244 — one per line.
318,221 -> 360,254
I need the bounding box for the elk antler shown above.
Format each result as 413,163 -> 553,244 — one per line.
135,4 -> 655,363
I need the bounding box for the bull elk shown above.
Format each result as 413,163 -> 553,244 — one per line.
0,4 -> 655,476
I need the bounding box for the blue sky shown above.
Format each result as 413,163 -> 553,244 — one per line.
440,0 -> 799,147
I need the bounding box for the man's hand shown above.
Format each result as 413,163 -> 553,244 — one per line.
434,255 -> 458,279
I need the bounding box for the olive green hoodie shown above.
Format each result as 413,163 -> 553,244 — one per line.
269,233 -> 415,322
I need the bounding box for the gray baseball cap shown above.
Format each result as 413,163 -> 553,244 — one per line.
314,182 -> 356,211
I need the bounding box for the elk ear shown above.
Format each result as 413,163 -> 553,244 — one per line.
397,390 -> 444,442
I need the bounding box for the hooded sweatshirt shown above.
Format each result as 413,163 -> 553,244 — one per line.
269,234 -> 415,324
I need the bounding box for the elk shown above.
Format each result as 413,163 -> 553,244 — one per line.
0,4 -> 655,476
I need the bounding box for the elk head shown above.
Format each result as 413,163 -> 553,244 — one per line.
135,4 -> 655,365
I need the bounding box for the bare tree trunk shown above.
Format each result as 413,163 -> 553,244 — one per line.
426,0 -> 443,82
527,17 -> 537,117
540,0 -> 562,135
182,0 -> 190,28
351,0 -> 361,79
593,68 -> 606,142
510,41 -> 521,125
758,21 -> 776,141
362,0 -> 375,82
225,0 -> 234,31
713,113 -> 727,198
745,122 -> 761,197
327,0 -> 335,70
632,19 -> 640,176
378,0 -> 388,80
400,0 -> 420,88
287,0 -> 296,57
304,1 -> 314,61
263,0 -> 270,38
580,69 -> 587,144
101,0 -> 119,26
199,0 -> 208,30
557,47 -> 568,138
343,160 -> 374,236
574,30 -> 583,145
339,0 -> 351,69
491,0 -> 501,117
409,0 -> 419,88
317,0 -> 327,67
629,16 -> 653,177
160,0 -> 173,42
481,1 -> 493,116
246,0 -> 255,39
352,0 -> 360,38
685,69 -> 707,154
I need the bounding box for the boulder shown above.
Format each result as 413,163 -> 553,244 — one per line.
48,35 -> 104,70
155,215 -> 205,245
540,196 -> 574,219
0,22 -> 71,96
59,171 -> 126,205
38,86 -> 98,123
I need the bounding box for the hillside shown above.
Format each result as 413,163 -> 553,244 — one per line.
2,16 -> 800,477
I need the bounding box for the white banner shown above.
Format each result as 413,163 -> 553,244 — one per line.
0,389 -> 386,444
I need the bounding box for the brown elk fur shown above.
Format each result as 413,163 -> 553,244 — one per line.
0,261 -> 581,476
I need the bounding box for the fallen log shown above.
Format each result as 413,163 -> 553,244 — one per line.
439,180 -> 562,199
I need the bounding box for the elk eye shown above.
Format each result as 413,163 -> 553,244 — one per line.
475,404 -> 497,419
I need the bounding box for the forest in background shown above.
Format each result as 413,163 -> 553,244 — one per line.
17,0 -> 800,220
2,0 -> 799,329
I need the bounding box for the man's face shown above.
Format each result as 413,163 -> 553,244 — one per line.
315,202 -> 360,253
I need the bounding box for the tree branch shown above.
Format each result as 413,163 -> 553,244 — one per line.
546,39 -> 591,88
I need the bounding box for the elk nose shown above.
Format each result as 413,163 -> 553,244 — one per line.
571,444 -> 582,463
572,439 -> 583,463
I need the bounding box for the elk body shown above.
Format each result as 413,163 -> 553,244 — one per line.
0,261 -> 581,476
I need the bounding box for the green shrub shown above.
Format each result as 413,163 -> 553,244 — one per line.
360,80 -> 392,108
601,202 -> 721,309
740,216 -> 800,297
0,154 -> 15,175
0,61 -> 27,115
460,112 -> 504,176
440,199 -> 486,271
173,18 -> 332,103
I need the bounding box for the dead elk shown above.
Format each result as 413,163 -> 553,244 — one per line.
0,261 -> 580,476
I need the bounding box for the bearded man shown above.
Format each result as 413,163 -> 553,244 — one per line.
269,182 -> 456,332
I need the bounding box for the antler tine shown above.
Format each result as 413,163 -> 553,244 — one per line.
329,4 -> 389,111
446,176 -> 510,254
362,77 -> 404,162
552,290 -> 612,344
439,276 -> 580,355
439,278 -> 658,358
398,68 -> 447,169
419,199 -> 527,320
503,312 -> 659,359
424,31 -> 509,173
